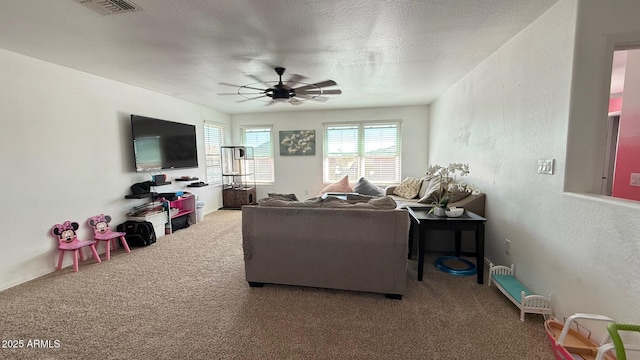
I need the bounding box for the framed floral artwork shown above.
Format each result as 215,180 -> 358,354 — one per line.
279,130 -> 316,156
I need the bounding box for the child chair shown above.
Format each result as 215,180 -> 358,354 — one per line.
88,214 -> 130,260
51,221 -> 101,272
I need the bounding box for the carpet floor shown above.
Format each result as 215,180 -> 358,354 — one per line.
0,210 -> 555,359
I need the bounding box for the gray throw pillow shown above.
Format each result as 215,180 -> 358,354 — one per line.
353,177 -> 385,197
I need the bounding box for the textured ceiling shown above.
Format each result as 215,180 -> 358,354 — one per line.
0,0 -> 560,114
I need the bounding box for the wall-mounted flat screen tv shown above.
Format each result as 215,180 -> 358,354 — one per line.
130,115 -> 198,172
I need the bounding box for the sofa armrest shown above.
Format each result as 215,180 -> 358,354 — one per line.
385,185 -> 397,196
451,193 -> 486,217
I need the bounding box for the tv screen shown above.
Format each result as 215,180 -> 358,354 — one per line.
130,115 -> 198,172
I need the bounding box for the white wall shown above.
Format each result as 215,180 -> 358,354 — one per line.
0,48 -> 230,291
430,0 -> 640,324
231,106 -> 429,199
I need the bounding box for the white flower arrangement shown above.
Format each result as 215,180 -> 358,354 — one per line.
426,163 -> 480,210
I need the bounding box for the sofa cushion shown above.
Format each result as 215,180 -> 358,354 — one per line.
318,175 -> 353,195
417,175 -> 436,199
321,196 -> 360,208
417,186 -> 472,205
449,188 -> 472,203
353,177 -> 385,197
322,195 -> 397,209
393,177 -> 422,199
268,193 -> 299,201
417,176 -> 441,203
364,196 -> 397,209
346,193 -> 375,202
258,197 -> 324,207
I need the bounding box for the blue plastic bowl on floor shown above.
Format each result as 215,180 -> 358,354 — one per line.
434,256 -> 476,276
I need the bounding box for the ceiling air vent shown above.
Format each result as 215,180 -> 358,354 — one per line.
73,0 -> 142,15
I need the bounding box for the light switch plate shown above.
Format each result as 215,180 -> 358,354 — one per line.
538,159 -> 554,175
631,173 -> 640,187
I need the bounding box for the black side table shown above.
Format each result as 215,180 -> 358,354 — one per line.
406,207 -> 487,284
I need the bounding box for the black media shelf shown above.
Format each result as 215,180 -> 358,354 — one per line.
175,177 -> 199,182
124,192 -> 155,199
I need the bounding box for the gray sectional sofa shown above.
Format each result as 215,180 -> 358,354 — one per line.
241,196 -> 410,299
384,186 -> 486,217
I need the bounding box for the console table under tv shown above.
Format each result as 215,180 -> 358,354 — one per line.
125,190 -> 197,235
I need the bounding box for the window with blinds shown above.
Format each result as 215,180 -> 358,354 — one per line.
242,126 -> 275,183
204,122 -> 225,185
324,122 -> 400,183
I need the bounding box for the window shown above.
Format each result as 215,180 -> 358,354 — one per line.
324,122 -> 400,183
204,122 -> 225,185
241,126 -> 274,183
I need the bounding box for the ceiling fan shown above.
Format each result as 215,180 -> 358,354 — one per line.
218,67 -> 341,105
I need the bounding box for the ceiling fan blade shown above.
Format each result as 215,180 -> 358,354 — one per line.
218,82 -> 243,87
312,80 -> 338,88
293,93 -> 313,100
235,95 -> 268,103
217,92 -> 263,95
293,80 -> 337,92
219,82 -> 267,92
311,96 -> 329,103
246,74 -> 272,88
289,98 -> 304,105
284,74 -> 306,89
297,89 -> 342,95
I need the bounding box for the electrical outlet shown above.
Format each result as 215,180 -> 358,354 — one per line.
505,239 -> 511,255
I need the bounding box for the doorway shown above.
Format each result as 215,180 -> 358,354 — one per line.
603,47 -> 640,200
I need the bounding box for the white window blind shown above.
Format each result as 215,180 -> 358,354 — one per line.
204,123 -> 225,185
324,122 -> 400,183
363,124 -> 400,182
242,126 -> 274,183
325,125 -> 359,181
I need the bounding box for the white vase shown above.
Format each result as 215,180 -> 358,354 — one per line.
433,207 -> 446,216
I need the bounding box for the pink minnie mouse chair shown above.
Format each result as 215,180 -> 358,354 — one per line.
88,214 -> 130,260
51,221 -> 101,272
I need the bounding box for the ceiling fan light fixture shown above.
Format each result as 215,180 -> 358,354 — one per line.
270,87 -> 292,99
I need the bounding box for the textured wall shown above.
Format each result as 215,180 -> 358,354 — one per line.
430,0 -> 640,325
0,48 -> 230,291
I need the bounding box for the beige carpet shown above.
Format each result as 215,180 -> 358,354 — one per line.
0,210 -> 555,360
